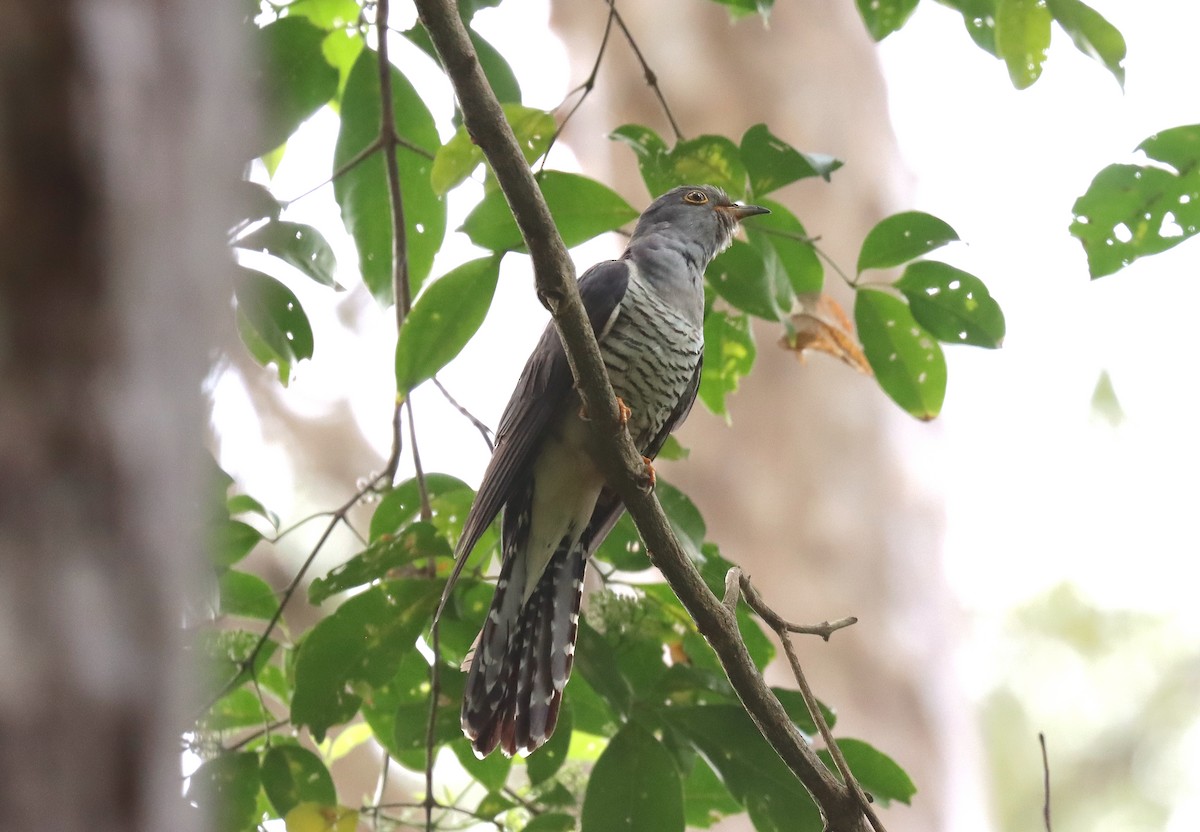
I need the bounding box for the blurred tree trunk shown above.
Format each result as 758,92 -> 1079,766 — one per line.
551,3 -> 984,830
0,2 -> 241,830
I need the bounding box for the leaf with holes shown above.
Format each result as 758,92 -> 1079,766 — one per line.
395,256 -> 501,394
234,267 -> 314,385
334,50 -> 444,305
237,220 -> 338,288
431,104 -> 554,195
857,211 -> 960,273
855,287 -> 946,420
895,261 -> 1005,347
855,0 -> 920,41
995,0 -> 1052,89
1070,124 -> 1200,278
582,723 -> 684,832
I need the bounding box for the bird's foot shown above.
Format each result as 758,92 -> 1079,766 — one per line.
615,397 -> 631,427
637,456 -> 657,492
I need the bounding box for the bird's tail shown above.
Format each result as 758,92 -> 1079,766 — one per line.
461,542 -> 586,757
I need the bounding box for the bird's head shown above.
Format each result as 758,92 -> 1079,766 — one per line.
631,185 -> 770,262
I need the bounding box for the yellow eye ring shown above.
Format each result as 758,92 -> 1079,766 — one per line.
683,190 -> 708,205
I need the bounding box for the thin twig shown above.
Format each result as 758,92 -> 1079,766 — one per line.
727,568 -> 884,832
376,0 -> 413,320
371,754 -> 391,832
1040,732 -> 1053,832
280,136 -> 381,209
606,0 -> 684,141
432,376 -> 494,451
223,719 -> 289,753
405,399 -> 432,525
368,802 -> 503,830
199,479 -> 385,718
539,3 -> 617,168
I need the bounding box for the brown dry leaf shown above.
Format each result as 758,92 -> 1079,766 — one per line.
779,293 -> 872,375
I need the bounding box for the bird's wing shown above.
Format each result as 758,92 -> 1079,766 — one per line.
446,260 -> 632,580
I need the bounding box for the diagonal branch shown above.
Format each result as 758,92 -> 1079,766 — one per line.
412,1 -> 868,829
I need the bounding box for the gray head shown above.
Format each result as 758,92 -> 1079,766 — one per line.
629,185 -> 770,263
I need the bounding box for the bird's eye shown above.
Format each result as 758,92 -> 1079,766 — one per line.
683,190 -> 709,205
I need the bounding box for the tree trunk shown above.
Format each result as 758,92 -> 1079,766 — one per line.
550,3 -> 985,829
0,2 -> 242,829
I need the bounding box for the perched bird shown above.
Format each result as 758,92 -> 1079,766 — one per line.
454,184 -> 769,757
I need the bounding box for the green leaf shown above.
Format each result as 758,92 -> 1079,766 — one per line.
203,687 -> 273,732
199,630 -> 279,696
334,50 -> 444,305
232,180 -> 282,227
188,753 -> 261,832
658,434 -> 690,461
818,738 -> 917,806
894,261 -> 1005,348
772,686 -> 838,736
995,0 -> 1052,89
582,723 -> 684,832
527,704 -> 573,785
308,522 -> 452,604
369,473 -> 475,541
218,570 -> 278,619
1070,125 -> 1200,278
669,135 -> 748,199
855,0 -> 920,41
212,518 -> 263,568
462,171 -> 637,252
431,105 -> 555,195
286,0 -> 360,28
656,480 -> 707,560
664,706 -> 822,832
395,257 -> 502,394
855,287 -> 946,420
745,199 -> 823,295
699,310 -> 756,420
707,0 -> 775,21
261,746 -> 337,817
857,211 -> 960,273
708,241 -> 782,321
359,651 -> 457,761
683,756 -> 742,829
291,580 -> 441,741
452,738 -> 512,792
741,124 -> 842,197
1046,0 -> 1125,86
322,28 -> 364,93
524,814 -> 579,832
610,124 -> 676,198
236,220 -> 338,288
227,493 -> 280,532
574,620 -> 635,719
253,17 -> 339,157
234,267 -> 315,385
939,0 -> 1000,54
593,512 -> 651,572
405,24 -> 522,109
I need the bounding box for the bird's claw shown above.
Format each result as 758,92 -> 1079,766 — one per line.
638,456 -> 657,492
615,397 -> 631,427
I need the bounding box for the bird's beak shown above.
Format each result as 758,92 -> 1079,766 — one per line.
724,202 -> 771,221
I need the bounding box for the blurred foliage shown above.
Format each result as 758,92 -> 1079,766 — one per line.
983,585 -> 1200,832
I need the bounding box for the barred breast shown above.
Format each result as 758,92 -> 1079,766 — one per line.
599,273 -> 703,449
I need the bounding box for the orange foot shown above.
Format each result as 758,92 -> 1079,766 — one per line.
616,397 -> 631,427
639,455 -> 657,491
